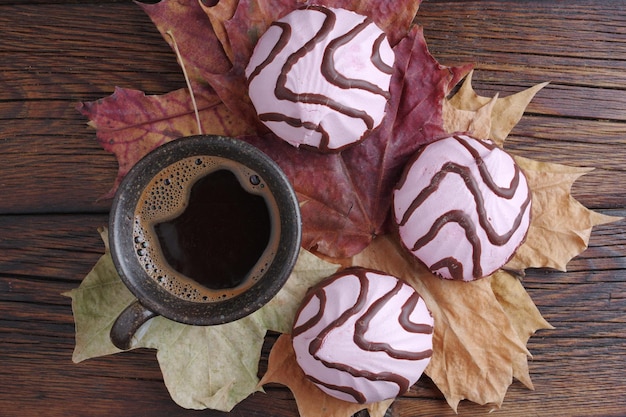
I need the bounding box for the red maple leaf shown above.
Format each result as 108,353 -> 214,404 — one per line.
79,0 -> 470,257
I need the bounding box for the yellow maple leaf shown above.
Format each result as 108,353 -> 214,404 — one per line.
507,157 -> 620,272
423,69 -> 621,409
346,235 -> 551,411
442,70 -> 621,272
444,70 -> 549,145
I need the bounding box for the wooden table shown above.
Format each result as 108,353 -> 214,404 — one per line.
2,1 -> 625,416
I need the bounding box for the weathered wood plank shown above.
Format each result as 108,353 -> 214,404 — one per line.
0,3 -> 184,96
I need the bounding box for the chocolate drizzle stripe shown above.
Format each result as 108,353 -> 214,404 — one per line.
258,112 -> 330,145
412,209 -> 484,278
247,21 -> 292,84
305,374 -> 366,404
399,292 -> 434,335
292,292 -> 326,338
322,18 -> 391,99
354,281 -> 433,361
371,33 -> 394,75
400,160 -> 529,246
315,356 -> 410,403
309,269 -> 369,356
430,257 -> 465,280
454,135 -> 520,199
306,270 -> 419,401
394,144 -> 430,191
274,7 -> 376,130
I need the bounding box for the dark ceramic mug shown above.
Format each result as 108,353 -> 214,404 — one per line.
108,135 -> 301,350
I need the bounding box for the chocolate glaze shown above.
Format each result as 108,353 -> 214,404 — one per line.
310,269 -> 410,403
307,269 -> 369,356
306,374 -> 367,404
355,280 -> 432,361
412,209 -> 483,278
399,137 -> 530,242
430,257 -> 465,281
258,112 -> 330,145
291,292 -> 326,338
456,135 -> 520,199
400,159 -> 531,246
315,356 -> 410,404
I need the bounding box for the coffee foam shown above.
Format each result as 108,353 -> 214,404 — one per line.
132,155 -> 280,302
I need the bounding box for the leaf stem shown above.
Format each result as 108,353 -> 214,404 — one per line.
166,30 -> 203,135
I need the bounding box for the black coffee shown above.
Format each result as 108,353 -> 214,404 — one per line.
154,169 -> 271,290
132,156 -> 280,302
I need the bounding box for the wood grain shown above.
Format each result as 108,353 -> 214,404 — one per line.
1,1 -> 625,416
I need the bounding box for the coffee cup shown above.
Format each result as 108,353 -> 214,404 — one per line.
108,135 -> 301,350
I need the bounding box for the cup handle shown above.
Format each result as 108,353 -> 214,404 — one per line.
110,300 -> 158,350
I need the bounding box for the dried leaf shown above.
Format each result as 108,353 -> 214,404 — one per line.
506,157 -> 621,272
347,235 -> 550,411
138,0 -> 231,81
199,0 -> 239,63
240,26 -> 471,258
490,270 -> 554,347
141,0 -> 260,129
62,228 -> 133,362
77,85 -> 251,197
260,334 -> 393,417
445,70 -> 548,146
489,270 -> 554,390
65,230 -> 339,411
443,93 -> 497,140
440,73 -> 621,271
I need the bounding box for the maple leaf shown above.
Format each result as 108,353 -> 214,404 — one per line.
239,26 -> 470,258
198,0 -> 239,64
140,0 -> 259,128
77,84 -> 253,197
444,70 -> 549,145
63,228 -> 135,362
442,72 -> 621,272
346,235 -> 552,411
260,334 -> 394,417
80,1 -> 470,257
507,157 -> 620,272
138,0 -> 231,81
64,229 -> 340,411
254,63 -> 615,414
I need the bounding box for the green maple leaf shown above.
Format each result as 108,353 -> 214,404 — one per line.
64,228 -> 339,411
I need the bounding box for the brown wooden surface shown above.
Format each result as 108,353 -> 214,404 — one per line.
1,1 -> 625,416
